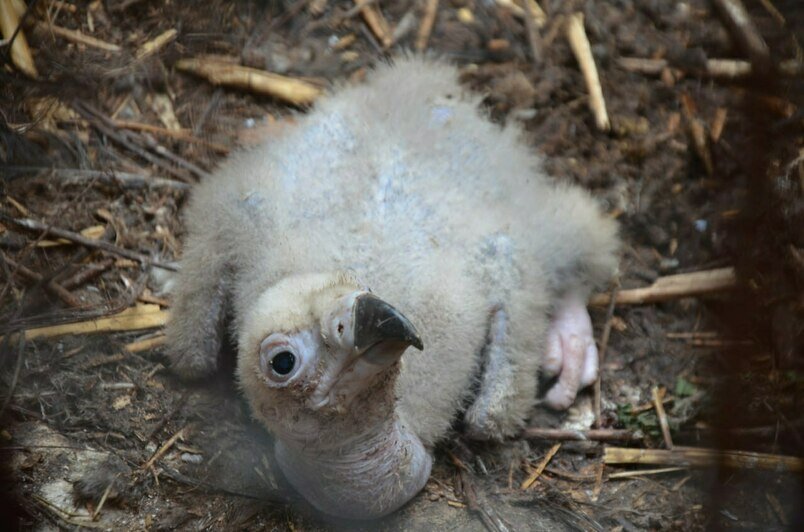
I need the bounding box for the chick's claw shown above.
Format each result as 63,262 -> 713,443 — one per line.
542,294 -> 598,410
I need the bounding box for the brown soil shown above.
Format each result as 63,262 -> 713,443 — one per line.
1,1 -> 802,530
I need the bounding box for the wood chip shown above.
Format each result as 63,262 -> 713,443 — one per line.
176,58 -> 322,106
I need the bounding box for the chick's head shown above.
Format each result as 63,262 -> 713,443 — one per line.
237,272 -> 423,445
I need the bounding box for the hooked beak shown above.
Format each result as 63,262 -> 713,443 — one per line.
309,292 -> 423,410
353,293 -> 424,355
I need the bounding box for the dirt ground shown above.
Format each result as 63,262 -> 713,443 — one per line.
1,0 -> 802,530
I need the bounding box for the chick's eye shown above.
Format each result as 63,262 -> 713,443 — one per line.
270,351 -> 296,376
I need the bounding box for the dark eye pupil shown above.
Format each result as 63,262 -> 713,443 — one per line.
270,351 -> 296,375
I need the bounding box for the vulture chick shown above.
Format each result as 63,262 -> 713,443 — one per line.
166,57 -> 619,519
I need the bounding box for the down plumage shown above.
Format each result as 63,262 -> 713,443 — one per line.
165,57 -> 619,519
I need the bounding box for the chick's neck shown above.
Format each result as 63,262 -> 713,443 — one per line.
273,386 -> 432,519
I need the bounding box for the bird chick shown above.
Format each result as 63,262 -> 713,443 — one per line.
165,57 -> 619,519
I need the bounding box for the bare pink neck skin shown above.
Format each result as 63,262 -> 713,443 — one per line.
274,416 -> 432,520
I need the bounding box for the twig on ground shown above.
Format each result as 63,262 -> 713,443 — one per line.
1,252 -> 82,307
565,13 -> 610,131
652,386 -> 674,449
589,267 -> 737,306
353,0 -> 392,48
681,93 -> 714,176
7,304 -> 168,342
495,0 -> 546,28
0,0 -> 38,77
43,23 -> 121,52
125,334 -> 166,353
141,425 -> 188,470
594,281 -> 618,427
59,258 -> 116,291
591,460 -> 604,502
135,28 -> 177,60
618,57 -> 801,78
415,0 -> 438,52
91,480 -> 115,521
711,0 -> 771,72
603,446 -> 804,472
176,58 -> 322,105
521,428 -> 637,442
710,107 -> 728,142
0,335 -> 26,418
112,120 -> 230,154
4,167 -> 191,190
73,103 -> 196,183
0,213 -> 177,270
521,443 -> 561,489
522,0 -> 542,64
608,467 -> 686,479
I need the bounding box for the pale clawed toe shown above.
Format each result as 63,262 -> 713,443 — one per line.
542,294 -> 598,410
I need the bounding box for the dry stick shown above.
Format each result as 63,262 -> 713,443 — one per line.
91,480 -> 115,521
1,252 -> 82,307
711,0 -> 771,72
12,305 -> 168,342
354,0 -> 393,49
415,0 -> 438,52
0,335 -> 26,418
5,167 -> 191,190
60,258 -> 116,290
681,93 -> 714,176
589,267 -> 737,306
565,13 -> 610,132
603,446 -> 804,472
522,0 -> 542,64
43,24 -> 121,52
495,0 -> 546,28
0,0 -> 38,77
140,132 -> 213,180
608,467 -> 686,479
591,460 -> 604,502
758,0 -> 785,26
135,28 -> 177,60
521,443 -> 561,489
594,282 -> 618,428
0,214 -> 177,271
141,425 -> 188,470
617,57 -> 801,78
125,334 -> 166,353
176,58 -> 322,106
652,386 -> 674,449
522,427 -> 636,442
81,102 -> 210,180
73,104 -> 194,183
112,120 -> 230,154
